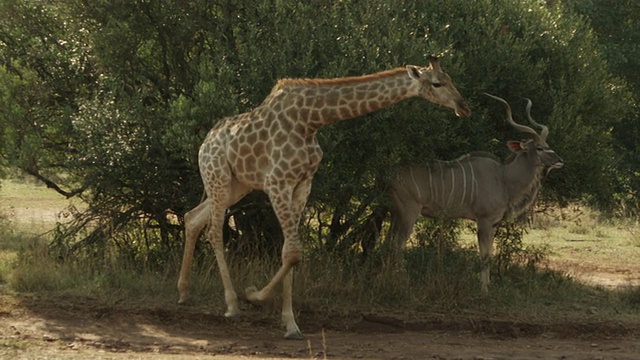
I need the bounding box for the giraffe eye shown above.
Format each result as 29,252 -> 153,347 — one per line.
432,82 -> 443,88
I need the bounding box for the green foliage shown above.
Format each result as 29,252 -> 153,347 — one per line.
0,1 -> 92,183
493,219 -> 548,283
0,0 -> 636,262
413,218 -> 461,251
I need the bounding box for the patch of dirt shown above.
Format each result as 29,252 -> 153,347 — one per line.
548,257 -> 640,289
1,294 -> 638,359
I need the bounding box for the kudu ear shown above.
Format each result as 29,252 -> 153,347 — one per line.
507,141 -> 525,153
406,65 -> 422,80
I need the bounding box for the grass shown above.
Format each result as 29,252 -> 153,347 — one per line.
0,178 -> 76,233
0,177 -> 79,289
1,177 -> 640,328
0,339 -> 29,350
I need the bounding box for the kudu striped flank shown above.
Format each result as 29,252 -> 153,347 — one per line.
388,94 -> 564,293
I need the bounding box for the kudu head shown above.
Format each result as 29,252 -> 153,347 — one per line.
406,56 -> 471,117
485,93 -> 564,174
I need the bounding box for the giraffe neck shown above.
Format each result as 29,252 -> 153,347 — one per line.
272,68 -> 419,131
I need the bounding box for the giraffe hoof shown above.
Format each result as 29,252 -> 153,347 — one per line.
177,296 -> 192,305
284,329 -> 304,340
244,286 -> 261,302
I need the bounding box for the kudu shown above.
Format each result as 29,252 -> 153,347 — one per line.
388,93 -> 564,293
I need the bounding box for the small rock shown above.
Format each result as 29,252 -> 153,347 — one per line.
65,342 -> 79,350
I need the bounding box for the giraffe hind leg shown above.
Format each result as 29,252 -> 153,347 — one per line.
177,199 -> 211,304
209,203 -> 240,318
209,180 -> 252,318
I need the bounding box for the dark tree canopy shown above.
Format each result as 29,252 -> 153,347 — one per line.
0,0 -> 636,258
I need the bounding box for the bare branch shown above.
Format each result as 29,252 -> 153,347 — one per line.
23,166 -> 88,199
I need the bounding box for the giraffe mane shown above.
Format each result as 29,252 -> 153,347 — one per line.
272,67 -> 407,91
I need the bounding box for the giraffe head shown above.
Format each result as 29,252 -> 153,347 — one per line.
406,56 -> 470,117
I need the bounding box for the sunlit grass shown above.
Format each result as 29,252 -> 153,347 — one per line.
456,206 -> 640,289
0,178 -> 80,235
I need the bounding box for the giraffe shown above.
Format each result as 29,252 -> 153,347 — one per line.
177,56 -> 470,339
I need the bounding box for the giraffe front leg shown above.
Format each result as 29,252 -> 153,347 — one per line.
281,269 -> 303,339
243,235 -> 300,303
280,178 -> 312,339
245,179 -> 308,339
244,228 -> 302,339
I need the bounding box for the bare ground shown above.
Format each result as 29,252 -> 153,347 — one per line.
1,291 -> 639,360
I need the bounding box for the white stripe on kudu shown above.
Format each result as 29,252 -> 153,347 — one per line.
457,160 -> 467,209
469,161 -> 476,206
427,165 -> 435,200
447,164 -> 455,207
409,166 -> 421,201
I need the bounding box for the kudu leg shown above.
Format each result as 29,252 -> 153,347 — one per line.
388,192 -> 423,251
476,220 -> 496,294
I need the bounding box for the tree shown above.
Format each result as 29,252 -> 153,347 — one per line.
0,0 -> 634,261
564,0 -> 640,214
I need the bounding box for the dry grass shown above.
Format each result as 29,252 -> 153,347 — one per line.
1,178 -> 639,327
0,178 -> 84,291
527,206 -> 640,287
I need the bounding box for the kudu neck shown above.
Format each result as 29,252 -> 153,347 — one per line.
503,151 -> 544,218
504,153 -> 540,189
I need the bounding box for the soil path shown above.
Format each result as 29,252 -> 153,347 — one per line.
1,294 -> 639,359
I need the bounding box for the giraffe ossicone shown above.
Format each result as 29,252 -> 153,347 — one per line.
177,56 -> 470,339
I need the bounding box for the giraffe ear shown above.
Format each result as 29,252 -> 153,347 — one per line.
406,65 -> 422,80
427,56 -> 442,71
